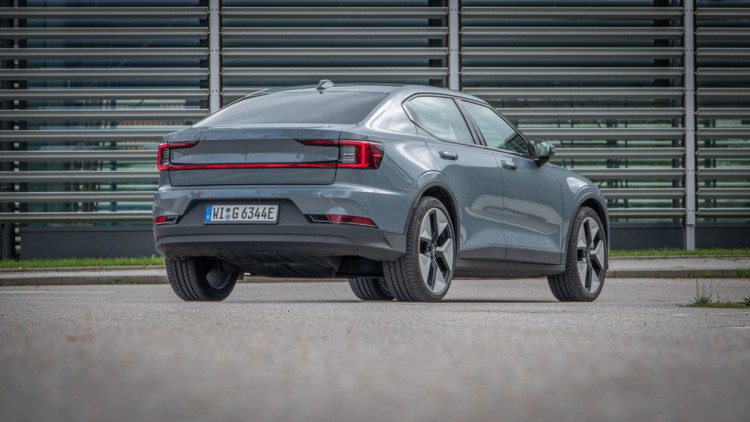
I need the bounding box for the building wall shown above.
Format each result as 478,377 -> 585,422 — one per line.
0,0 -> 748,258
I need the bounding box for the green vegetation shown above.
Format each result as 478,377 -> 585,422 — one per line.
610,248 -> 750,258
0,256 -> 164,270
686,280 -> 750,309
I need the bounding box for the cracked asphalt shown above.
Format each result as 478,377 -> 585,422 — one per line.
1,278 -> 749,422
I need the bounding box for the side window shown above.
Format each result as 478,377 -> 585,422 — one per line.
461,101 -> 531,156
404,96 -> 475,145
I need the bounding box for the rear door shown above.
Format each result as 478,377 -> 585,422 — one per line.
459,100 -> 563,264
404,96 -> 507,260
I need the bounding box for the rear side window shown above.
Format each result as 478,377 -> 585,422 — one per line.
404,96 -> 475,145
461,101 -> 531,156
195,91 -> 388,126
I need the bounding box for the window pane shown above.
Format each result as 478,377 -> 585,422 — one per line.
462,101 -> 531,156
195,91 -> 387,126
405,96 -> 474,145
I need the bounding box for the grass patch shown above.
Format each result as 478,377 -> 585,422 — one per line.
611,248 -> 750,258
0,256 -> 164,270
684,280 -> 750,309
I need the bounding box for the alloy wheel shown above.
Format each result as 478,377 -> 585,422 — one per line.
417,208 -> 454,294
576,217 -> 605,294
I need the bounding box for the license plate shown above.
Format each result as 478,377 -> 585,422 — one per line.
204,204 -> 279,224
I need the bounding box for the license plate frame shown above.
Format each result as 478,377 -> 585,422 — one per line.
203,204 -> 279,224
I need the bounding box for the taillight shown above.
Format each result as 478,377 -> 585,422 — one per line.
153,215 -> 177,225
298,140 -> 384,169
157,142 -> 198,170
338,141 -> 384,169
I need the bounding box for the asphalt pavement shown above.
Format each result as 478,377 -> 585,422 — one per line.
1,256 -> 749,285
1,278 -> 749,422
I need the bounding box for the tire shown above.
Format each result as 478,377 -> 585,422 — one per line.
348,277 -> 394,301
383,196 -> 456,302
548,206 -> 607,302
166,257 -> 239,301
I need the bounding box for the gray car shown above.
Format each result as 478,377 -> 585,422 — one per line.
154,82 -> 608,302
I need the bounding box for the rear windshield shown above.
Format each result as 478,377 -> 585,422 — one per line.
195,91 -> 388,127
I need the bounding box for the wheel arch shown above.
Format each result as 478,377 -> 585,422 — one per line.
566,192 -> 610,269
407,180 -> 460,241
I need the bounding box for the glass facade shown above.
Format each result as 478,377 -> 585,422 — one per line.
0,0 -> 748,257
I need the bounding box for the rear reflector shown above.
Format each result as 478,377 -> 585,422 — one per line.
154,215 -> 178,225
307,214 -> 378,228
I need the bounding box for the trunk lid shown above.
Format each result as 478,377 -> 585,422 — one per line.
164,126 -> 347,186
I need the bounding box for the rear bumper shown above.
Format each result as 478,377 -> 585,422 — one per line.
153,185 -> 410,277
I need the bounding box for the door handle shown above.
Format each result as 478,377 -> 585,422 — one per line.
439,151 -> 459,160
501,160 -> 517,170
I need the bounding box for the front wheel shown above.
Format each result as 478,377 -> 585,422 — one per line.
383,196 -> 456,302
548,207 -> 607,302
166,257 -> 239,301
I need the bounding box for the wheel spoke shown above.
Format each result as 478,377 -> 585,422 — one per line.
436,238 -> 454,272
433,264 -> 447,293
577,260 -> 588,283
418,253 -> 432,284
420,210 -> 433,243
428,260 -> 438,289
583,219 -> 593,249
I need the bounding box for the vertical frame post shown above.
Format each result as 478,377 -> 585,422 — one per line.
208,0 -> 221,113
684,0 -> 697,250
448,0 -> 460,90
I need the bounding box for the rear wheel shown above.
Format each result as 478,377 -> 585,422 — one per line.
384,196 -> 456,302
548,207 -> 607,302
166,257 -> 239,301
348,277 -> 393,301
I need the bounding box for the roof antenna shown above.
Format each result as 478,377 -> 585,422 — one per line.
317,79 -> 334,92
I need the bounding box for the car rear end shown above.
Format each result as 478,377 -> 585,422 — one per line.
153,87 -> 413,278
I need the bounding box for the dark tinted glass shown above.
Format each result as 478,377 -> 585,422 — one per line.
195,91 -> 388,126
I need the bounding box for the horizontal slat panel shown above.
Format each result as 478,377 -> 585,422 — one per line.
222,27 -> 446,39
501,108 -> 683,119
0,68 -> 207,80
697,108 -> 750,119
697,48 -> 750,60
222,67 -> 447,79
697,148 -> 750,159
222,7 -> 446,19
0,89 -> 207,101
0,28 -> 208,39
0,109 -> 207,121
696,8 -> 750,19
554,148 -> 684,160
462,67 -> 683,80
696,28 -> 750,39
575,169 -> 684,180
0,48 -> 208,60
1,7 -> 207,19
608,208 -> 685,218
697,87 -> 750,99
0,171 -> 157,183
698,188 -> 750,199
0,192 -> 154,203
698,168 -> 750,179
0,212 -> 151,223
600,188 -> 684,199
697,128 -> 750,139
0,130 -> 171,142
0,151 -> 154,162
464,87 -> 684,100
695,68 -> 750,79
462,7 -> 683,19
698,208 -> 750,218
222,47 -> 446,60
522,128 -> 684,140
463,47 -> 683,60
462,27 -> 682,39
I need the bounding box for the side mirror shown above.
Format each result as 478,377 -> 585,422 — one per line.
533,140 -> 556,167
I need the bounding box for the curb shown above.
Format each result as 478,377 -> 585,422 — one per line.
1,269 -> 749,286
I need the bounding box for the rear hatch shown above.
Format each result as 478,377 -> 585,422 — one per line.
162,126 -> 345,186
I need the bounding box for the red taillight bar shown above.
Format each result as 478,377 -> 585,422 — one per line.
158,140 -> 384,171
